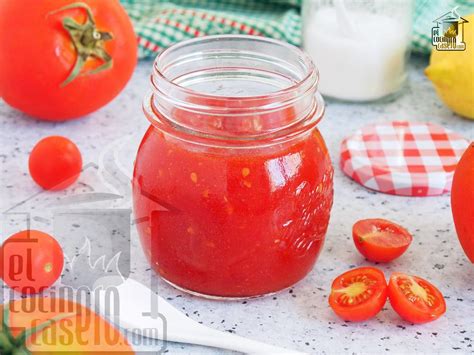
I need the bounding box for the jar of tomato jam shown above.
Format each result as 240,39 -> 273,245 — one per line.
133,35 -> 333,299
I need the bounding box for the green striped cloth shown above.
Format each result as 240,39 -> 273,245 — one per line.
120,0 -> 474,59
120,0 -> 302,58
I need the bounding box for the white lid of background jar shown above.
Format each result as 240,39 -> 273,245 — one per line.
340,121 -> 469,196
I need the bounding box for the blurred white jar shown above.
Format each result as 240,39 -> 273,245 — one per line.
302,0 -> 413,102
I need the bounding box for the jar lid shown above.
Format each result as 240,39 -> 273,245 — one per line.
340,121 -> 469,196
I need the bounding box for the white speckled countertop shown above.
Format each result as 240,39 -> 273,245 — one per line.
1,55 -> 473,354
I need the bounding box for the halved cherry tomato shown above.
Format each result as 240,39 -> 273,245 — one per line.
353,219 -> 413,263
388,272 -> 446,324
0,230 -> 64,294
329,267 -> 387,322
29,136 -> 82,190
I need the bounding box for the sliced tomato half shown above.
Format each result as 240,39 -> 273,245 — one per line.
329,267 -> 388,322
353,219 -> 413,263
388,272 -> 446,324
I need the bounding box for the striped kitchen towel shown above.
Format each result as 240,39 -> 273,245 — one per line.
120,0 -> 474,59
120,0 -> 301,58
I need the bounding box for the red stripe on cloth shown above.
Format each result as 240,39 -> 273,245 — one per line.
154,17 -> 205,37
137,36 -> 161,52
156,8 -> 261,36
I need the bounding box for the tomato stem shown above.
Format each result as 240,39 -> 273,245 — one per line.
0,303 -> 75,354
48,2 -> 114,87
1,306 -> 16,353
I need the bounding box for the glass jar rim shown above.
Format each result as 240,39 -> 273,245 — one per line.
153,34 -> 319,103
145,35 -> 324,147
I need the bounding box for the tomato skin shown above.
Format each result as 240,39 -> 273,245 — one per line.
329,267 -> 388,322
352,219 -> 413,263
451,143 -> 474,263
0,297 -> 133,352
29,136 -> 82,190
0,0 -> 137,120
1,230 -> 64,295
388,273 -> 446,324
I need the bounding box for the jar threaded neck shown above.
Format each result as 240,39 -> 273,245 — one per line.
145,35 -> 324,146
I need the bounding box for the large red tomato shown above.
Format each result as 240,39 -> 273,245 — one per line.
0,297 -> 133,353
451,143 -> 474,263
0,0 -> 137,120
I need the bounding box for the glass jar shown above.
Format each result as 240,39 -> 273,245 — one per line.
302,0 -> 414,102
133,35 -> 334,299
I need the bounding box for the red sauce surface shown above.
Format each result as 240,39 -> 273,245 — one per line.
133,126 -> 333,297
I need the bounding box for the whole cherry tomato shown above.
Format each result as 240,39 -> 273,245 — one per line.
0,0 -> 137,120
1,230 -> 64,294
329,267 -> 388,322
451,143 -> 474,263
388,272 -> 446,324
353,219 -> 413,263
29,136 -> 82,190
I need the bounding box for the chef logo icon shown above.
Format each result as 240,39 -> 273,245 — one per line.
1,137 -> 167,351
432,7 -> 469,51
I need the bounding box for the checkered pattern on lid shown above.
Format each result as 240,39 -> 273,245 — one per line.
340,121 -> 469,196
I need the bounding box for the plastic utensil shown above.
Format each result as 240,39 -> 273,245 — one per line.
334,0 -> 358,38
94,277 -> 306,354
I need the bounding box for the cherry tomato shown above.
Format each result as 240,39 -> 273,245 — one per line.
451,143 -> 474,263
0,0 -> 137,120
329,267 -> 387,322
29,136 -> 82,190
0,230 -> 64,295
353,219 -> 413,263
388,272 -> 446,324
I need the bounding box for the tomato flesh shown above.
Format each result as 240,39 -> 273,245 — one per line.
451,143 -> 474,263
133,127 -> 334,297
0,230 -> 64,294
329,267 -> 387,322
353,219 -> 412,262
29,136 -> 82,190
388,272 -> 446,324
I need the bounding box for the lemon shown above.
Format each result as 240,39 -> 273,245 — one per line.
425,14 -> 474,120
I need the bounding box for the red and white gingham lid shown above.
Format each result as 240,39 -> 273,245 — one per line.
340,121 -> 469,196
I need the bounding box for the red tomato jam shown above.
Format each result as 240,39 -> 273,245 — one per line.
133,36 -> 334,298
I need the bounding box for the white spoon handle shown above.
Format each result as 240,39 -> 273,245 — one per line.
93,277 -> 306,354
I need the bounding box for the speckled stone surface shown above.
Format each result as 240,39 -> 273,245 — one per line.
1,55 -> 473,354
